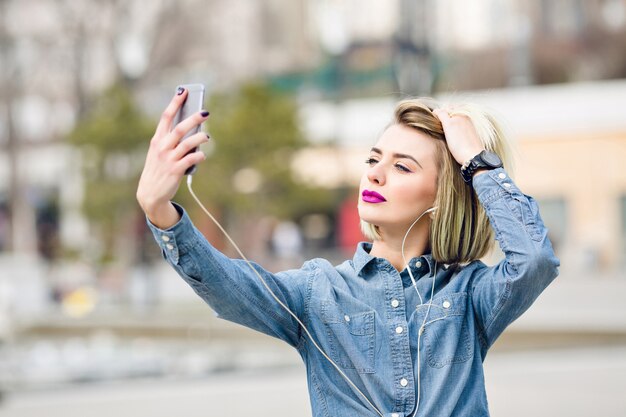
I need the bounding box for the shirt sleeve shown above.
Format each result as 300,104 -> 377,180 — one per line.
469,168 -> 560,349
145,202 -> 309,348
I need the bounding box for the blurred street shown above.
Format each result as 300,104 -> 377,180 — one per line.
1,345 -> 625,417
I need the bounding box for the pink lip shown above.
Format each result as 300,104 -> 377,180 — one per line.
362,190 -> 386,203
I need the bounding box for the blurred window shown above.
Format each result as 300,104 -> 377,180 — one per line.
537,197 -> 568,253
540,0 -> 586,36
34,188 -> 60,261
0,197 -> 8,252
619,194 -> 626,265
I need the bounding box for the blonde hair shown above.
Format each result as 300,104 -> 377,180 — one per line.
360,98 -> 515,265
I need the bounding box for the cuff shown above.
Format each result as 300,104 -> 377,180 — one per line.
472,168 -> 521,204
145,202 -> 194,265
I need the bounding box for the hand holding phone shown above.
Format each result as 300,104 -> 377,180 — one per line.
173,83 -> 206,175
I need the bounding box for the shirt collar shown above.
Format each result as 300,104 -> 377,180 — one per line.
353,241 -> 437,277
353,242 -> 377,275
409,252 -> 437,277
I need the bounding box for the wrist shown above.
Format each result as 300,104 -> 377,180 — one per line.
472,168 -> 488,178
144,201 -> 181,230
460,150 -> 503,183
459,149 -> 484,168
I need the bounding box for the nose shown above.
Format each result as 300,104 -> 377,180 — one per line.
367,162 -> 385,186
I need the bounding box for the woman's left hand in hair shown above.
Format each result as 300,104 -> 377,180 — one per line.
433,109 -> 484,166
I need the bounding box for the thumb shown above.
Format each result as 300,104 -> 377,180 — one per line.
433,108 -> 451,125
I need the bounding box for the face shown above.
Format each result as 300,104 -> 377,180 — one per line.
358,123 -> 439,237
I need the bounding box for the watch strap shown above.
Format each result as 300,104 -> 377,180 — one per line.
461,158 -> 480,183
460,150 -> 502,183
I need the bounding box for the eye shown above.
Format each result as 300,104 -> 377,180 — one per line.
395,163 -> 411,173
365,158 -> 379,166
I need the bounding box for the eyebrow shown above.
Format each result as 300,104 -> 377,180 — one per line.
371,147 -> 423,169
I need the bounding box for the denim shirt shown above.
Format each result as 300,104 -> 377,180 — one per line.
146,168 -> 560,417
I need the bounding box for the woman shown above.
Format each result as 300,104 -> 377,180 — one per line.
136,88 -> 559,417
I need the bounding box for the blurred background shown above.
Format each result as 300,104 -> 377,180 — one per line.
1,0 -> 625,416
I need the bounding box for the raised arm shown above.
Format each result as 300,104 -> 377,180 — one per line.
470,169 -> 559,348
434,108 -> 560,349
136,89 -> 306,347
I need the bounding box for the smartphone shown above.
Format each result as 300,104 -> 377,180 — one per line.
172,83 -> 205,175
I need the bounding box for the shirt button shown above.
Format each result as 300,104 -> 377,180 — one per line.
391,299 -> 400,308
166,243 -> 174,250
503,182 -> 511,188
395,326 -> 403,334
442,300 -> 451,309
400,378 -> 408,387
498,172 -> 506,179
415,260 -> 422,268
161,235 -> 170,242
344,315 -> 350,322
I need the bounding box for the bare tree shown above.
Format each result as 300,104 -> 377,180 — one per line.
0,0 -> 38,255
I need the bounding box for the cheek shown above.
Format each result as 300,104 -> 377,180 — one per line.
358,173 -> 371,195
395,177 -> 437,206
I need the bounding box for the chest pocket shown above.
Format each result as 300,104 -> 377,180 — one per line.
320,300 -> 376,374
416,292 -> 473,368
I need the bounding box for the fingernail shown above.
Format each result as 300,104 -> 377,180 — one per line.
200,110 -> 210,117
177,87 -> 185,95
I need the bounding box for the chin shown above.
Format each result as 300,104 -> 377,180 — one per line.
357,204 -> 377,223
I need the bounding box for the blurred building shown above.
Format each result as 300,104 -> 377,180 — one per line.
431,0 -> 626,90
1,0 -> 625,311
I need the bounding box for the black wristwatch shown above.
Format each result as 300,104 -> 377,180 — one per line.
460,150 -> 503,183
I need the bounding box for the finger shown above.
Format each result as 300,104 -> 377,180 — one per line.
172,131 -> 210,160
433,108 -> 450,124
174,149 -> 206,174
164,110 -> 210,149
155,87 -> 189,138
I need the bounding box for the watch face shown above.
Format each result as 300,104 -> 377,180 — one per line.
480,151 -> 502,168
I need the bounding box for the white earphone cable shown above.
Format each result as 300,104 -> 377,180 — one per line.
401,207 -> 437,305
411,261 -> 437,417
400,206 -> 439,417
